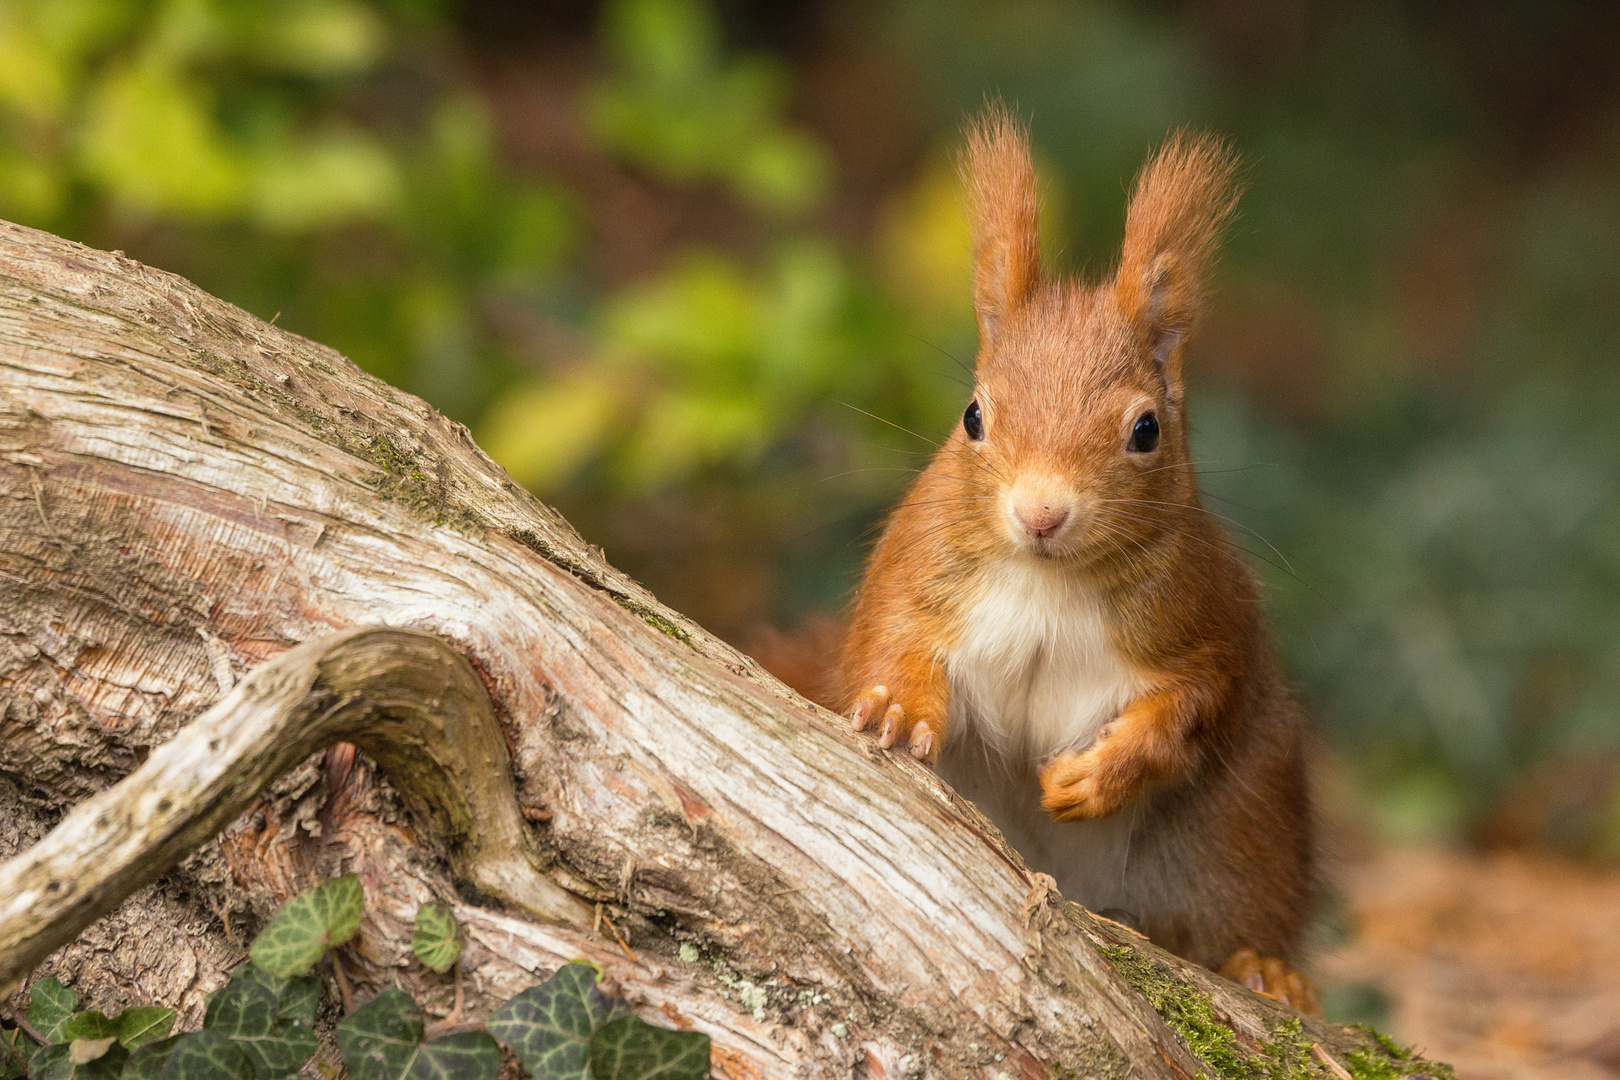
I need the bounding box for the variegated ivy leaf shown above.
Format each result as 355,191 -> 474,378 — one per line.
203,966 -> 318,1078
223,963 -> 322,1030
588,1015 -> 709,1080
411,903 -> 462,973
119,1037 -> 180,1080
487,963 -> 626,1080
249,874 -> 364,977
25,978 -> 78,1043
153,1031 -> 255,1080
336,989 -> 500,1080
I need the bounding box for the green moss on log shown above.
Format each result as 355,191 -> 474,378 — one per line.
1100,946 -> 1454,1080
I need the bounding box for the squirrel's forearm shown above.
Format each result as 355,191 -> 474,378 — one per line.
1105,661 -> 1238,782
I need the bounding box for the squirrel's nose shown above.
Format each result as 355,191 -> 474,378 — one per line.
1015,502 -> 1070,538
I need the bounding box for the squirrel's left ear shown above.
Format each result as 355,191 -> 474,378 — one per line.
1114,131 -> 1242,390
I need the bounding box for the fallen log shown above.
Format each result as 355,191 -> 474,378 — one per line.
0,220 -> 1446,1079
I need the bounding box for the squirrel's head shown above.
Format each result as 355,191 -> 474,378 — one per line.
951,106 -> 1241,569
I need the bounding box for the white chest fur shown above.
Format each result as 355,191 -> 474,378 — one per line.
936,558 -> 1150,911
943,558 -> 1146,764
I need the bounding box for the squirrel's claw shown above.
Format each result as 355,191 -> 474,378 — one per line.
878,702 -> 905,748
850,685 -> 890,732
908,721 -> 936,761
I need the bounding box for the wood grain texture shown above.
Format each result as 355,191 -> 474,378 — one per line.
0,220 -> 1442,1078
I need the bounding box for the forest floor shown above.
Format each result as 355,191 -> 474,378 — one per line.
1319,846 -> 1620,1080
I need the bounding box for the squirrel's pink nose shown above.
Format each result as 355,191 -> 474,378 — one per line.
1015,502 -> 1070,538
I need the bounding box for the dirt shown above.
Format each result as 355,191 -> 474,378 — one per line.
1318,846 -> 1620,1080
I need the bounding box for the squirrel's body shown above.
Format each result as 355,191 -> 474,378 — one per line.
836,110 -> 1316,1001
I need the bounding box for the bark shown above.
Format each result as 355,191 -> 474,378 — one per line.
0,219 -> 1444,1079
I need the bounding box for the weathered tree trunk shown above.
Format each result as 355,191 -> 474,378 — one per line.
0,220 -> 1442,1079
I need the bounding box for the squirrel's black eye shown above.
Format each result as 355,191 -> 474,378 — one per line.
963,400 -> 984,441
1128,411 -> 1160,453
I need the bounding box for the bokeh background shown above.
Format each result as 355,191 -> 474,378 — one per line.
4,1 -> 1619,1073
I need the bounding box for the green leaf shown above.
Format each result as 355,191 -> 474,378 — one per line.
336,992 -> 500,1080
221,965 -> 322,1031
203,968 -> 318,1079
588,1015 -> 709,1080
2,1027 -> 36,1080
410,1034 -> 500,1080
26,979 -> 78,1043
118,1037 -> 178,1080
487,963 -> 626,1080
25,1039 -> 125,1080
113,1009 -> 175,1051
153,1032 -> 254,1080
410,904 -> 461,973
58,1016 -> 116,1043
249,874 -> 364,978
336,990 -> 423,1080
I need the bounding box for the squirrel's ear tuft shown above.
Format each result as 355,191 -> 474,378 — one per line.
962,104 -> 1041,350
1115,131 -> 1242,386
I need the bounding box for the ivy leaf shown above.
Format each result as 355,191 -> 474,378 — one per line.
410,904 -> 461,974
250,874 -> 365,977
218,965 -> 321,1030
336,991 -> 501,1080
112,1009 -> 175,1051
335,990 -> 423,1080
588,1015 -> 709,1080
203,966 -> 318,1078
25,979 -> 78,1043
2,1026 -> 36,1080
153,1031 -> 254,1080
118,1037 -> 179,1080
59,1015 -> 117,1043
410,1033 -> 500,1080
487,963 -> 626,1080
24,1040 -> 126,1080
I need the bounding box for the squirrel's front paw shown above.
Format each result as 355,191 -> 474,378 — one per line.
849,684 -> 938,762
1039,744 -> 1138,820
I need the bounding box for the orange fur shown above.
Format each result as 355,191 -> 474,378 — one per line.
835,109 -> 1315,991
963,104 -> 1042,345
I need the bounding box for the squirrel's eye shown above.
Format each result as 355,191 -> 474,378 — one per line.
963,400 -> 985,441
1128,411 -> 1160,453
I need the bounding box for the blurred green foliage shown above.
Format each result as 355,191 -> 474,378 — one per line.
4,0 -> 1619,847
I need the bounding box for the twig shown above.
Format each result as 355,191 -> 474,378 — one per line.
7,1015 -> 46,1046
421,963 -> 471,1039
1312,1044 -> 1352,1080
599,911 -> 638,963
330,952 -> 355,1014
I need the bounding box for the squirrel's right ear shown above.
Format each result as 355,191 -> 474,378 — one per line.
963,106 -> 1041,350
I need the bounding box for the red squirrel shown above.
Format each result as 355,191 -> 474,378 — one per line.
836,108 -> 1316,1010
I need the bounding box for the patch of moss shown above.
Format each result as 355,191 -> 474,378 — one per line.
349,430 -> 483,534
1343,1029 -> 1456,1080
618,599 -> 696,647
1100,947 -> 1452,1080
1103,946 -> 1261,1078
